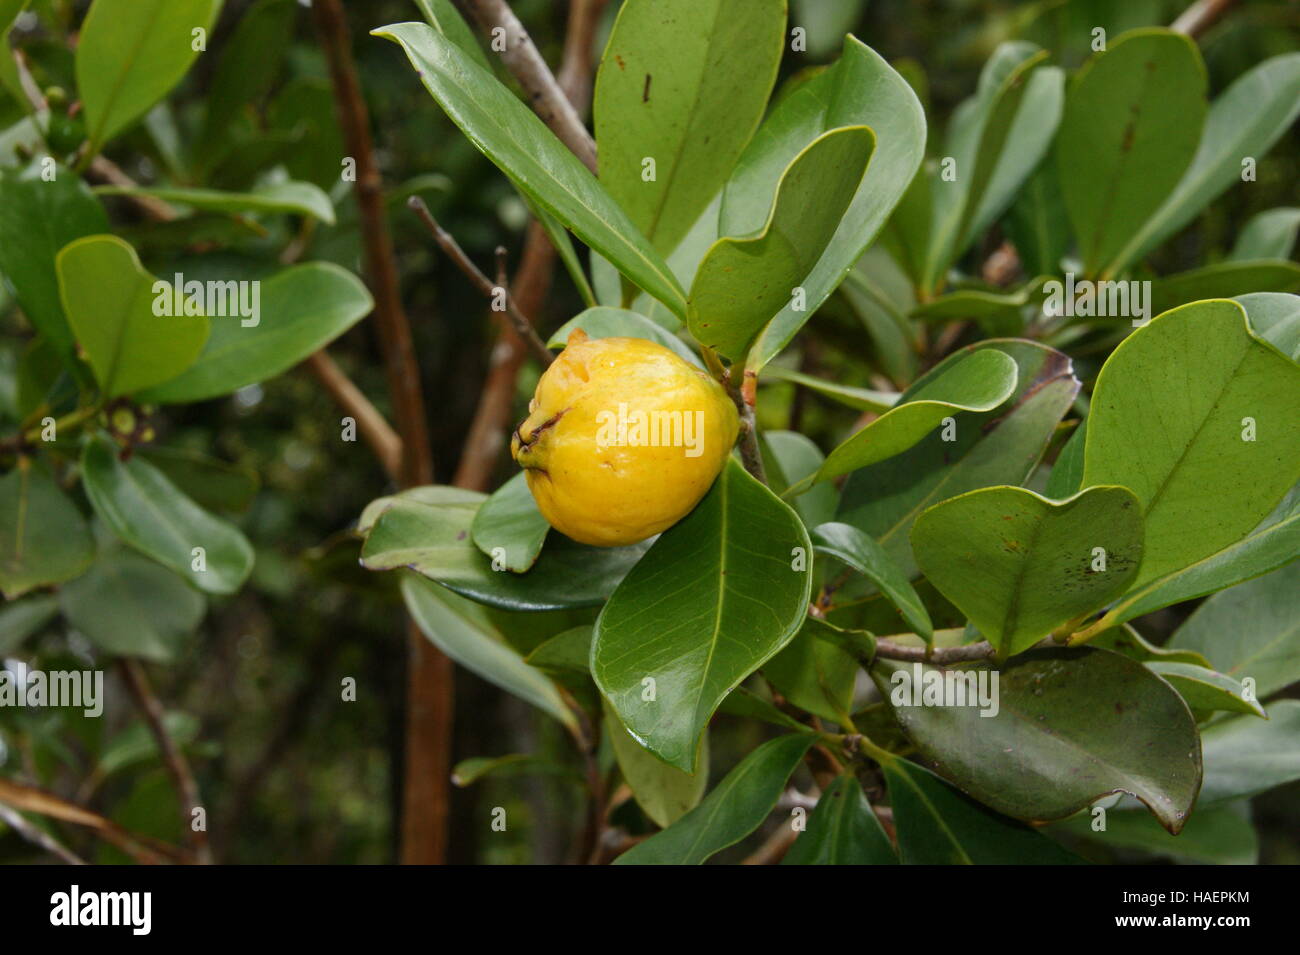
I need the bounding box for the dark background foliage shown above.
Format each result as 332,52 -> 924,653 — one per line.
1,0 -> 1297,864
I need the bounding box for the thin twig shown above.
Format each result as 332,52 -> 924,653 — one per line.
1171,0 -> 1238,37
725,366 -> 767,484
453,222 -> 557,490
312,0 -> 451,867
119,660 -> 212,864
301,352 -> 403,481
408,197 -> 554,367
85,156 -> 177,221
741,822 -> 799,865
0,777 -> 186,864
459,0 -> 598,172
873,639 -> 997,664
0,801 -> 86,865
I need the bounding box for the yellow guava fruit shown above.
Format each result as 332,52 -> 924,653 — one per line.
511,329 -> 739,547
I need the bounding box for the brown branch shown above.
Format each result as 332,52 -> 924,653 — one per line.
0,777 -> 187,864
84,156 -> 177,221
459,0 -> 598,173
555,0 -> 609,114
312,0 -> 452,867
119,660 -> 212,864
726,368 -> 767,484
452,220 -> 558,490
873,639 -> 996,664
301,351 -> 403,481
408,197 -> 554,367
0,801 -> 86,864
742,822 -> 799,865
1171,0 -> 1238,37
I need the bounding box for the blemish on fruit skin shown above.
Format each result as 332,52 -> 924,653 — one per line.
615,54 -> 626,70
456,530 -> 467,541
643,73 -> 652,103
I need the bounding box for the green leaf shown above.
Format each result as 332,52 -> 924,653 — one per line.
81,433 -> 253,595
883,756 -> 1082,864
1199,699 -> 1300,805
412,0 -> 490,71
1145,661 -> 1266,718
0,160 -> 108,361
604,698 -> 707,829
1082,300 -> 1300,589
1089,623 -> 1210,668
613,733 -> 813,865
1230,208 -> 1300,262
357,484 -> 483,534
760,430 -> 837,530
716,686 -> 817,734
909,276 -> 1052,338
196,0 -> 296,160
0,594 -> 59,655
77,0 -> 222,150
1044,418 -> 1086,500
0,112 -> 45,168
1056,30 -> 1206,277
762,620 -> 858,723
1004,160 -> 1070,277
401,573 -> 576,732
451,754 -> 578,788
546,307 -> 701,367
875,647 -> 1201,832
815,349 -> 1017,481
811,522 -> 931,640
361,496 -> 649,611
1052,801 -> 1257,865
60,547 -> 205,661
136,446 -> 259,513
841,250 -> 917,386
135,263 -> 372,403
1106,483 -> 1300,625
530,204 -> 597,308
1238,292 -> 1300,360
689,125 -> 875,361
94,181 -> 336,225
57,235 -> 209,398
525,625 -> 593,675
1169,563 -> 1300,699
740,37 -> 927,370
927,44 -> 1054,285
838,340 -> 1079,580
593,0 -> 785,255
961,65 -> 1064,253
804,615 -> 876,664
782,772 -> 898,865
470,472 -> 549,574
0,458 -> 94,599
97,712 -> 200,779
592,458 -> 813,771
912,485 -> 1142,658
1111,53 -> 1300,274
790,0 -> 866,59
1149,260 -> 1300,314
373,22 -> 686,318
762,365 -> 898,415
